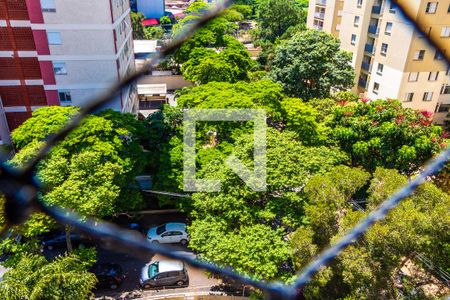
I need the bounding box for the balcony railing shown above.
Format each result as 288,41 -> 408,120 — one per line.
364,43 -> 374,53
316,0 -> 327,6
368,25 -> 378,34
361,62 -> 371,71
314,12 -> 325,19
372,5 -> 382,14
358,78 -> 367,88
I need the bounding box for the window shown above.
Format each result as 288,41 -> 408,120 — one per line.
404,93 -> 414,102
385,22 -> 393,35
390,1 -> 397,13
428,71 -> 439,81
408,72 -> 419,82
441,26 -> 450,37
47,31 -> 61,44
376,63 -> 384,75
380,43 -> 388,55
441,85 -> 450,94
438,104 -> 450,113
40,0 -> 55,12
373,82 -> 380,94
155,273 -> 169,279
447,68 -> 450,76
156,225 -> 166,235
434,50 -> 444,60
357,0 -> 363,7
413,50 -> 425,60
354,16 -> 360,27
425,2 -> 438,13
351,34 -> 357,45
448,3 -> 450,13
58,90 -> 71,102
423,92 -> 433,101
53,62 -> 67,75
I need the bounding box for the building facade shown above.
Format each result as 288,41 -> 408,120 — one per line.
307,0 -> 450,126
0,0 -> 138,144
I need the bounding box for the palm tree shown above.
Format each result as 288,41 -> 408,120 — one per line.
0,254 -> 97,300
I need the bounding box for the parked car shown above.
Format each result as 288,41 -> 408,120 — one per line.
90,263 -> 124,290
146,223 -> 189,245
41,233 -> 92,250
140,260 -> 189,289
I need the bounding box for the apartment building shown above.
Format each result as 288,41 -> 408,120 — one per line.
0,0 -> 138,144
307,0 -> 450,127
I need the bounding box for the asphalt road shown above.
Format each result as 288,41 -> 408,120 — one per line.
40,212 -> 221,299
93,243 -> 220,299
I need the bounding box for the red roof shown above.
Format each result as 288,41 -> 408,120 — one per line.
142,18 -> 159,26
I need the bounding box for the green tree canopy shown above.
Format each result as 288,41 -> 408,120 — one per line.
181,37 -> 255,84
256,0 -> 306,42
175,128 -> 346,280
144,26 -> 164,40
131,11 -> 146,39
189,218 -> 290,280
9,107 -> 146,251
327,99 -> 445,173
172,14 -> 238,64
291,167 -> 450,299
269,30 -> 355,99
0,252 -> 97,300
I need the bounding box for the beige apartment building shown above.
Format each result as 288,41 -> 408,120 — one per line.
41,0 -> 138,113
307,0 -> 450,126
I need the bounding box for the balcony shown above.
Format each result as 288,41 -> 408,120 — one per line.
358,78 -> 367,88
368,25 -> 378,34
361,62 -> 371,72
371,5 -> 382,14
364,43 -> 374,54
314,12 -> 325,19
316,0 -> 327,6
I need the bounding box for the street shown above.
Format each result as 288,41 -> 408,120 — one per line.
93,244 -> 220,299
41,212 -> 225,299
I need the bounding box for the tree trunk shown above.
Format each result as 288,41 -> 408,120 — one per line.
65,225 -> 73,253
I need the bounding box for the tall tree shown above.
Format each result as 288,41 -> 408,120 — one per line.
256,0 -> 306,42
9,107 -> 145,251
291,167 -> 450,299
327,99 -> 445,174
185,130 -> 348,279
181,37 -> 255,84
0,253 -> 97,300
269,30 -> 355,100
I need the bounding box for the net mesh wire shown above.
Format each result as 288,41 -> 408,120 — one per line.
0,1 -> 449,299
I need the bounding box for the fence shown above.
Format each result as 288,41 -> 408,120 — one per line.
0,0 -> 449,299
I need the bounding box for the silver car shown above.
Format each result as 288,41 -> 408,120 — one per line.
146,222 -> 189,245
140,260 -> 189,289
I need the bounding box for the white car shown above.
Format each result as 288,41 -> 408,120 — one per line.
147,223 -> 189,245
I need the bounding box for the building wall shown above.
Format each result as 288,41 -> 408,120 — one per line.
307,0 -> 450,125
0,0 -> 48,135
39,0 -> 137,113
